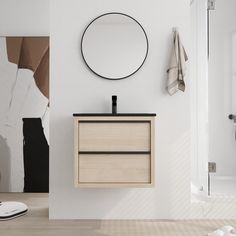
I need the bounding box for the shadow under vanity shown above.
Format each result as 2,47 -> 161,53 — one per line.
73,113 -> 156,188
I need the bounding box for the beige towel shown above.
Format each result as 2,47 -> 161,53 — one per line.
167,31 -> 188,95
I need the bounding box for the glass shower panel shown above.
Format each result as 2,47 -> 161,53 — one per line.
208,0 -> 236,195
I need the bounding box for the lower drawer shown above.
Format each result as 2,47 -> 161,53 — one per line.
78,154 -> 150,183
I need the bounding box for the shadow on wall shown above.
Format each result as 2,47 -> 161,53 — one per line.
0,135 -> 11,192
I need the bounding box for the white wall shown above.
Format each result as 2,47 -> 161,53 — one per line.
208,0 -> 236,176
50,0 -> 191,219
0,0 -> 49,36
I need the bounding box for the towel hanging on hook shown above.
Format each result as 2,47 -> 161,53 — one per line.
166,28 -> 188,95
172,27 -> 179,33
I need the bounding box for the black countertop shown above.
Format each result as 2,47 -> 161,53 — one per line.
73,113 -> 156,117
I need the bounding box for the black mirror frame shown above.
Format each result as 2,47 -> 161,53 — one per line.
81,12 -> 149,81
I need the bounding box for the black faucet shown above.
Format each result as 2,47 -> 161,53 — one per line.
112,95 -> 117,114
229,114 -> 236,121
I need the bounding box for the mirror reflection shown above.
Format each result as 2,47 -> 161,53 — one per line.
81,13 -> 148,80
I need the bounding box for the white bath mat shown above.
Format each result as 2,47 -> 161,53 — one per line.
0,201 -> 28,220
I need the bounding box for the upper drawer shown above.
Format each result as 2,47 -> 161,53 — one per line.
78,121 -> 150,151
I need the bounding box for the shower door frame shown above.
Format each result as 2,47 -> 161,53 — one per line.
191,0 -> 209,195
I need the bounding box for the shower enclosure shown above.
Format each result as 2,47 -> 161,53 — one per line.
191,0 -> 236,198
208,0 -> 236,195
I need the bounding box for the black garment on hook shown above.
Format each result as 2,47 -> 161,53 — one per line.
22,118 -> 49,192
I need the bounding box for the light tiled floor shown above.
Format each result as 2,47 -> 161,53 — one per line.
0,193 -> 235,236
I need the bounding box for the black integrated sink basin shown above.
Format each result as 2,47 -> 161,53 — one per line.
73,113 -> 156,117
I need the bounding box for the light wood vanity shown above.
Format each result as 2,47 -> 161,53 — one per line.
73,114 -> 156,188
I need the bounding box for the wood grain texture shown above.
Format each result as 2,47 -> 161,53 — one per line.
79,154 -> 150,183
74,116 -> 155,187
150,117 -> 155,186
74,118 -> 79,187
79,122 -> 150,152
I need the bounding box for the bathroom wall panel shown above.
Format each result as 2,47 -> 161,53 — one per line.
50,0 -> 191,219
0,0 -> 49,192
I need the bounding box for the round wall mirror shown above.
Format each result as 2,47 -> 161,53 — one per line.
81,12 -> 149,80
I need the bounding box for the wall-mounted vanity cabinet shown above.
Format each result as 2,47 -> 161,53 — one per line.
73,114 -> 156,188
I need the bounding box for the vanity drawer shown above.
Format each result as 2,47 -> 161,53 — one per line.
78,154 -> 150,183
78,122 -> 150,151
